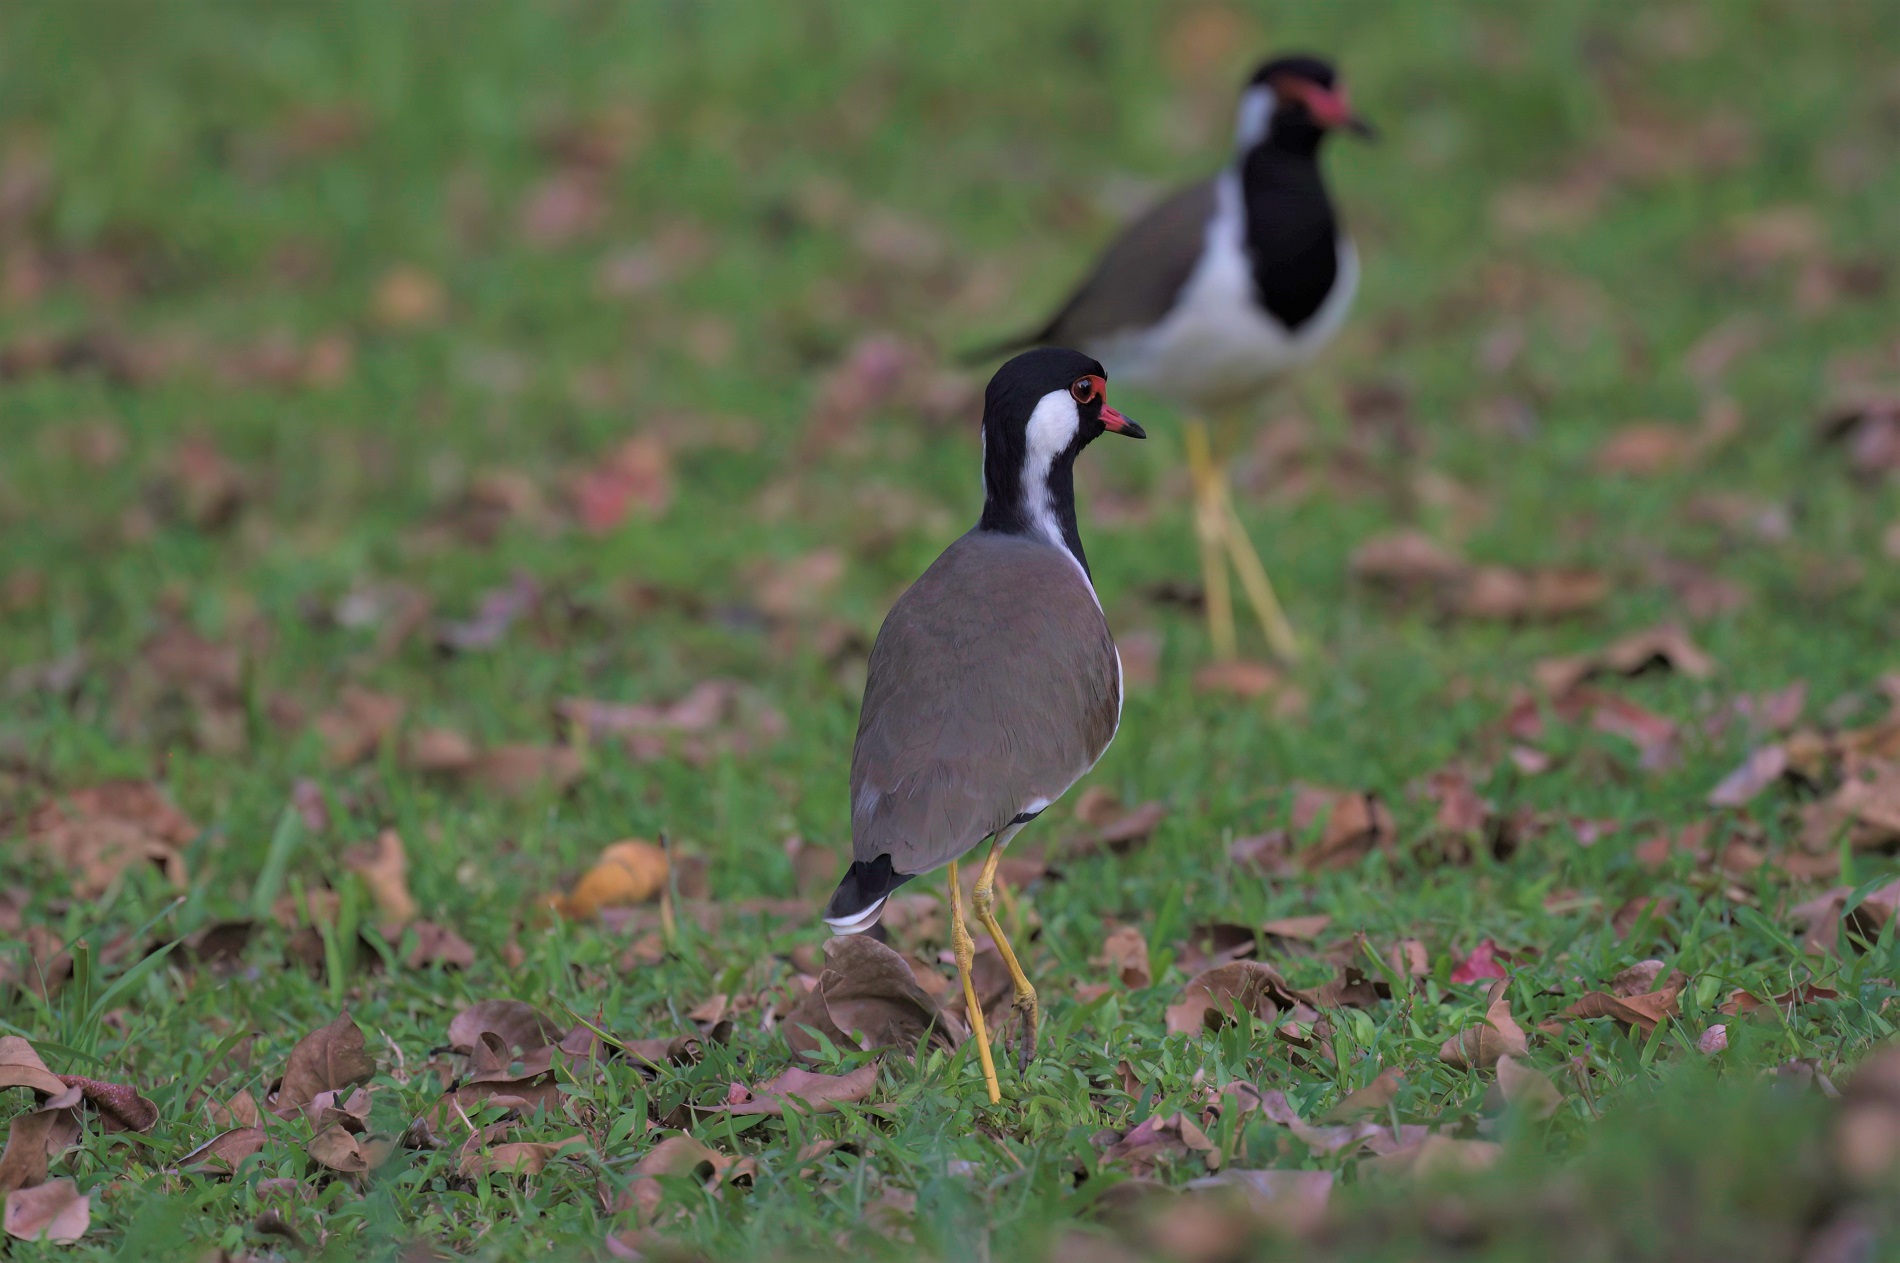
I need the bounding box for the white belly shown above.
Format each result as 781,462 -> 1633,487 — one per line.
1090,171 -> 1357,412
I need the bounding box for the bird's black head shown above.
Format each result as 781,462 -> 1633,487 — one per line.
981,346 -> 1143,458
1238,52 -> 1375,154
977,347 -> 1144,558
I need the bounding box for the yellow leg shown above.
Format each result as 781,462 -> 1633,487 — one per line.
972,836 -> 1038,1074
1185,419 -> 1238,661
948,859 -> 1001,1105
1219,494 -> 1301,663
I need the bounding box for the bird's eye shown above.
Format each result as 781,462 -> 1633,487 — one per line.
1070,376 -> 1099,404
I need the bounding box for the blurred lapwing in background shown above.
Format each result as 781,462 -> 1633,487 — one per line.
979,54 -> 1373,662
824,347 -> 1145,1103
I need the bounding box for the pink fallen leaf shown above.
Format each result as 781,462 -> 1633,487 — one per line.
1449,939 -> 1509,985
4,1178 -> 89,1243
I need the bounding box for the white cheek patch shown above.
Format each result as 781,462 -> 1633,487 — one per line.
1023,389 -> 1081,467
1235,85 -> 1276,149
1020,389 -> 1082,553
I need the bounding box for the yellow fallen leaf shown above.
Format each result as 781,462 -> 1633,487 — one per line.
557,840 -> 669,919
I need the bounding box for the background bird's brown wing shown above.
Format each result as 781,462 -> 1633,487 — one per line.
849,532 -> 1120,875
1032,178 -> 1217,346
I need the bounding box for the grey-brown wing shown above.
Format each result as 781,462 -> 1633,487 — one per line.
849,533 -> 1120,875
1039,178 -> 1216,346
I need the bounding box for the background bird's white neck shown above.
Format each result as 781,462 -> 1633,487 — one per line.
1234,84 -> 1277,151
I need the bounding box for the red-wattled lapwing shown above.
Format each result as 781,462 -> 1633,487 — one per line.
823,347 -> 1145,1104
980,54 -> 1372,662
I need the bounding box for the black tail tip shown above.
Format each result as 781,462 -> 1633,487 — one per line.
823,854 -> 913,924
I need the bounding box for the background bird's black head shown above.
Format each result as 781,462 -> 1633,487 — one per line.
1240,52 -> 1373,152
1250,53 -> 1338,89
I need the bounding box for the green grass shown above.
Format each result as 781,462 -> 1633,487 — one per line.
5,0 -> 1900,1258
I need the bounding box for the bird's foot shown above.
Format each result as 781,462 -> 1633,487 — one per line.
1009,984 -> 1039,1076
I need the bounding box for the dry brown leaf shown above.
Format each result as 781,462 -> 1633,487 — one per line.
273,1013 -> 377,1119
306,1124 -> 368,1173
1095,924 -> 1153,989
1562,979 -> 1683,1036
1449,939 -> 1509,985
1454,566 -> 1610,622
458,1128 -> 587,1178
1231,828 -> 1292,877
1535,624 -> 1716,698
0,922 -> 71,1001
1609,960 -> 1679,998
466,744 -> 585,798
308,1086 -> 372,1134
520,169 -> 607,247
161,436 -> 247,530
1064,793 -> 1170,858
1100,1113 -> 1217,1177
1289,785 -> 1394,871
1596,423 -> 1700,476
1708,745 -> 1789,808
179,1126 -> 269,1175
1166,961 -> 1299,1036
1237,1083 -> 1429,1158
748,549 -> 847,621
1262,914 -> 1332,943
800,334 -> 927,453
1836,1043 -> 1900,1183
1362,1134 -> 1502,1181
1323,1068 -> 1404,1121
1183,1168 -> 1334,1235
406,727 -> 478,774
314,686 -> 405,768
343,829 -> 417,928
206,1089 -> 261,1130
1191,659 -> 1285,699
1350,531 -> 1603,623
1439,979 -> 1528,1069
448,1000 -> 564,1056
616,1133 -> 743,1223
372,263 -> 445,328
1496,1056 -> 1561,1118
57,1075 -> 157,1133
3,1177 -> 89,1243
1386,938 -> 1431,979
1841,881 -> 1900,947
1820,394 -> 1900,479
1175,922 -> 1256,972
634,1133 -> 728,1179
554,840 -> 669,919
1349,530 -> 1467,590
405,921 -> 476,970
572,435 -> 674,531
783,935 -> 964,1057
20,781 -> 194,896
717,1062 -> 880,1116
0,1037 -> 65,1096
558,680 -> 785,766
0,1091 -> 79,1195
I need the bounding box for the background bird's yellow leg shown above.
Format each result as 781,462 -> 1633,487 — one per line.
1219,495 -> 1301,662
1184,418 -> 1238,661
948,859 -> 1001,1104
1207,408 -> 1300,662
972,837 -> 1038,1074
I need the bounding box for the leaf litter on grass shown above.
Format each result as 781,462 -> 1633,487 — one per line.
11,7 -> 1900,1259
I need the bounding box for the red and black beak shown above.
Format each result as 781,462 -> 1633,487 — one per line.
1101,404 -> 1146,439
1286,80 -> 1377,141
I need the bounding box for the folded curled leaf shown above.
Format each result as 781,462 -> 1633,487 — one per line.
1439,979 -> 1529,1069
